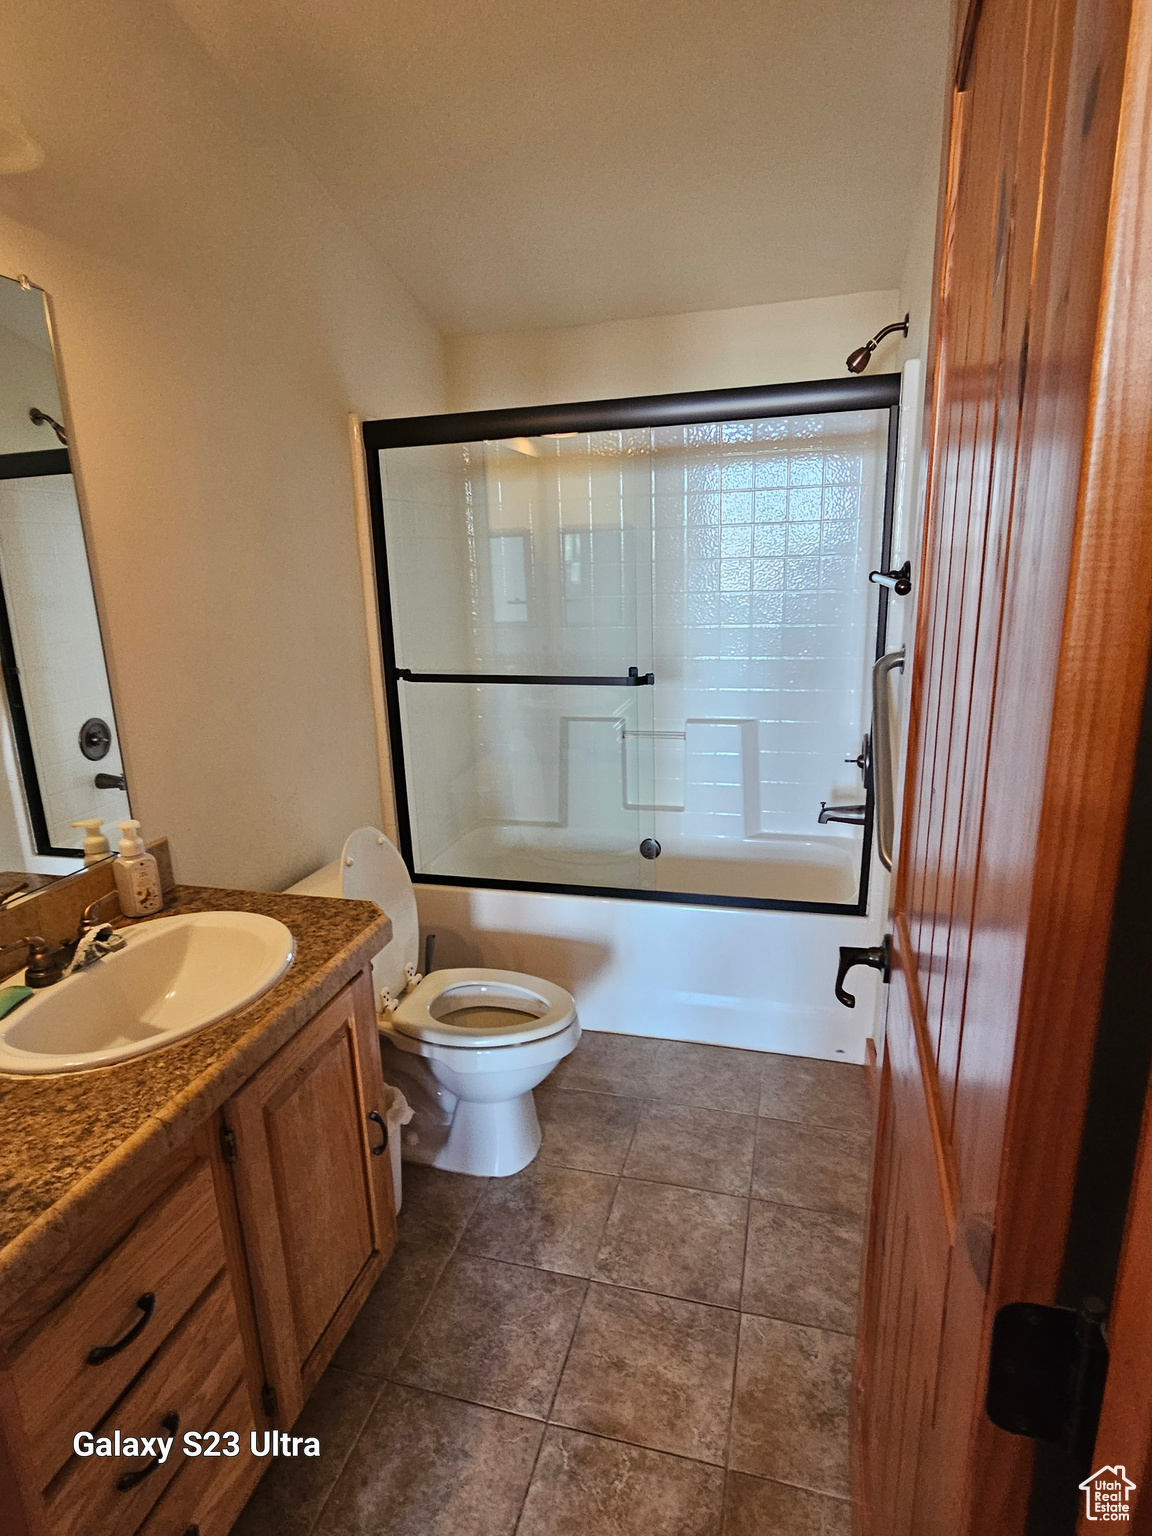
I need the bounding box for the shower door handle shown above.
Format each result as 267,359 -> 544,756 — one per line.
872,648 -> 905,871
395,666 -> 654,687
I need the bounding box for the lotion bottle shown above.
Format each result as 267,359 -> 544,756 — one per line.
113,819 -> 163,916
71,818 -> 111,866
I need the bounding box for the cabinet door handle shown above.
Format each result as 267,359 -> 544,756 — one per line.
87,1292 -> 156,1365
368,1110 -> 388,1156
116,1411 -> 179,1490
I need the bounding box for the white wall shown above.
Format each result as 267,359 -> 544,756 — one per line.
445,290 -> 904,411
0,0 -> 445,890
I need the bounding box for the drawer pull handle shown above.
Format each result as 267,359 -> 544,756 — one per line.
116,1411 -> 179,1490
368,1110 -> 388,1156
87,1292 -> 156,1365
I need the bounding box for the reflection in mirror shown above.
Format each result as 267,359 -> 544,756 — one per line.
0,272 -> 129,884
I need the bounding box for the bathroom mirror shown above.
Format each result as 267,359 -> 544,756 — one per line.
0,270 -> 129,888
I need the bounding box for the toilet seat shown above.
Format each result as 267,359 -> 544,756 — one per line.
391,967 -> 576,1048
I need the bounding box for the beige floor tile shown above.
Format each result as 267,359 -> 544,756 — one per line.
314,1384 -> 543,1536
647,1041 -> 764,1114
232,1365 -> 382,1536
536,1088 -> 645,1174
594,1179 -> 748,1307
729,1315 -> 853,1497
741,1201 -> 861,1334
623,1104 -> 757,1195
551,1283 -> 738,1464
758,1056 -> 872,1138
723,1471 -> 852,1535
551,1030 -> 665,1096
519,1427 -> 725,1536
331,1238 -> 454,1378
751,1119 -> 870,1219
393,1254 -> 586,1417
460,1162 -> 617,1277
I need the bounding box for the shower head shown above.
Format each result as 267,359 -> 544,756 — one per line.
28,406 -> 67,446
846,314 -> 910,374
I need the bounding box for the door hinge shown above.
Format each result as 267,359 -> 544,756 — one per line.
220,1124 -> 238,1165
262,1381 -> 278,1419
986,1298 -> 1108,1458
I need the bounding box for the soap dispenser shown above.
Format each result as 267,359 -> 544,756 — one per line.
71,818 -> 111,866
113,819 -> 163,916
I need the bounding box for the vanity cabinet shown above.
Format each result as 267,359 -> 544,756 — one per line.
0,964 -> 397,1536
225,969 -> 397,1425
0,1129 -> 258,1536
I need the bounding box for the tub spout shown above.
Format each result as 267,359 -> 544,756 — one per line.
818,802 -> 867,826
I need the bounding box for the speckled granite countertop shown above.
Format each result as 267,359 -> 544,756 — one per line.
0,885 -> 390,1312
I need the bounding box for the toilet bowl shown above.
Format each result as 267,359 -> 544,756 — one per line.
287,827 -> 578,1177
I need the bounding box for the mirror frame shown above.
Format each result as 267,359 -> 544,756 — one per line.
0,273 -> 129,866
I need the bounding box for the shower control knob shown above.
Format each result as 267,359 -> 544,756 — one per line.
639,838 -> 661,860
79,717 -> 112,761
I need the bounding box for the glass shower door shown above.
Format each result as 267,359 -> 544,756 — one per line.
377,436 -> 658,890
368,379 -> 898,909
645,408 -> 889,907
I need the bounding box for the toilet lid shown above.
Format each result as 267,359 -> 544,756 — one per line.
339,827 -> 419,1005
392,967 -> 577,1048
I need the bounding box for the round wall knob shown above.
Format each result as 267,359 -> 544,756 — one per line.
78,717 -> 112,761
639,838 -> 661,860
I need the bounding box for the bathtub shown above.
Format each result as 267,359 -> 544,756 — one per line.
425,826 -> 861,905
414,858 -> 887,1066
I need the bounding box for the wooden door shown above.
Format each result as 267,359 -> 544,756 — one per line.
227,970 -> 396,1425
1087,989 -> 1152,1531
856,0 -> 1152,1529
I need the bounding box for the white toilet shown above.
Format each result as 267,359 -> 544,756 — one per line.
288,827 -> 579,1177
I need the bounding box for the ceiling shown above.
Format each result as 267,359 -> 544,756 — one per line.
170,0 -> 950,335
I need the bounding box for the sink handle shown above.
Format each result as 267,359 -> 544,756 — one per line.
87,1291 -> 156,1365
368,1110 -> 388,1156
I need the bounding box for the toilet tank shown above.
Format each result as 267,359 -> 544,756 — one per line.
284,859 -> 342,898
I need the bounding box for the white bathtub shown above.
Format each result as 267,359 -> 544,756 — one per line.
425,826 -> 862,905
414,865 -> 887,1065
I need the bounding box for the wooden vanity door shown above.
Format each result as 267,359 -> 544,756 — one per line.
226,969 -> 396,1425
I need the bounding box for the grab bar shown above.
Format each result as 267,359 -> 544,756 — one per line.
872,648 -> 905,871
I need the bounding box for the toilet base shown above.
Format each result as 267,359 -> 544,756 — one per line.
431,1091 -> 542,1177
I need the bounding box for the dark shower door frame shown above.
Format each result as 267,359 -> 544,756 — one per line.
362,373 -> 902,915
0,447 -> 85,860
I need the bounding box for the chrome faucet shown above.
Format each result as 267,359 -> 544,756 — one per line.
818,802 -> 868,826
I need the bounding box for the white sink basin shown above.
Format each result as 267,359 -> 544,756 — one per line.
0,911 -> 296,1076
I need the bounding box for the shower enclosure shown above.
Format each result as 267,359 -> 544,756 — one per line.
363,376 -> 899,915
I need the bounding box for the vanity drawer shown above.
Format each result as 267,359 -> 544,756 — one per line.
11,1158 -> 228,1490
134,1378 -> 258,1536
43,1272 -> 245,1536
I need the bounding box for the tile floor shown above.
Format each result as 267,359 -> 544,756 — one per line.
233,1032 -> 873,1536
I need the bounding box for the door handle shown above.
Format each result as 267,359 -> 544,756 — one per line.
835,936 -> 891,1008
368,1110 -> 388,1156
